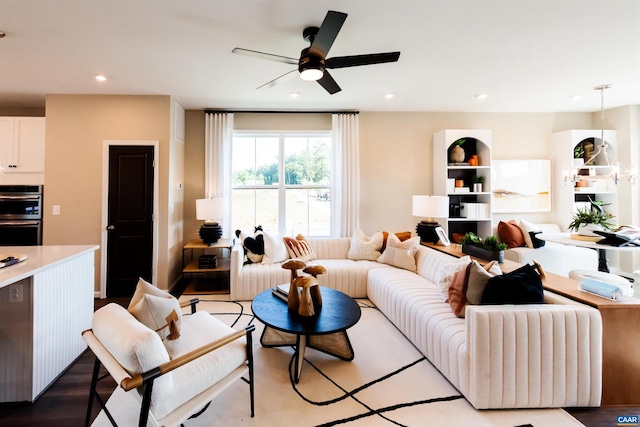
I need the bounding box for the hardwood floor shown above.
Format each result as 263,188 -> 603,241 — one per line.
0,294 -> 638,426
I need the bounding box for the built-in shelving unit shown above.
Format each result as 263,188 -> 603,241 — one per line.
551,130 -> 617,230
433,129 -> 492,242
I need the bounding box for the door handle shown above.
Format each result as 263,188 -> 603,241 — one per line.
107,225 -> 116,230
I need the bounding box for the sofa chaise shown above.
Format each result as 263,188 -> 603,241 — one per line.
229,236 -> 602,409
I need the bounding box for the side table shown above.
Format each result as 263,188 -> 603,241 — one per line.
251,286 -> 361,383
182,238 -> 234,294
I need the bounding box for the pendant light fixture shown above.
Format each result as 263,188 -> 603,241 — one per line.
564,84 -> 638,186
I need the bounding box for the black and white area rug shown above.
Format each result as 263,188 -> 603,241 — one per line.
92,297 -> 585,427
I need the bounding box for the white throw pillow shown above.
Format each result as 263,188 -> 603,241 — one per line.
262,231 -> 290,264
519,220 -> 545,248
347,229 -> 384,261
128,277 -> 183,358
377,235 -> 420,272
436,256 -> 471,302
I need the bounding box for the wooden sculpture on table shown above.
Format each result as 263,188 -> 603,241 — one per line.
294,276 -> 318,317
303,265 -> 327,312
282,259 -> 306,310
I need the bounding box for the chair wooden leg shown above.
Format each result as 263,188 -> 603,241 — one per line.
139,380 -> 154,427
246,326 -> 255,417
85,356 -> 101,427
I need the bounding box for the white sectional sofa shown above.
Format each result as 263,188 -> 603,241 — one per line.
229,237 -> 603,409
502,223 -> 599,277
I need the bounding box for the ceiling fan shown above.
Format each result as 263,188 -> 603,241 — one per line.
232,10 -> 401,94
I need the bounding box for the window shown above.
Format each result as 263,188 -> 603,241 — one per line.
232,132 -> 332,236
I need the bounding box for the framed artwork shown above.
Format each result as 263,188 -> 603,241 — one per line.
491,159 -> 551,213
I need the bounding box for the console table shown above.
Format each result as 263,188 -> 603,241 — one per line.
423,242 -> 640,406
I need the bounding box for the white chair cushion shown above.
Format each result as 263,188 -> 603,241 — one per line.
151,311 -> 248,420
92,303 -> 173,409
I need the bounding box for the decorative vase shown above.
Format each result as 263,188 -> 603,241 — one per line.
450,145 -> 465,163
287,283 -> 300,310
577,223 -> 604,237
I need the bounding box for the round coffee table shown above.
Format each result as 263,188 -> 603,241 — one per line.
251,286 -> 361,382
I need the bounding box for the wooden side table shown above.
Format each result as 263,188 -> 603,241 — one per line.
182,238 -> 234,294
422,242 -> 640,406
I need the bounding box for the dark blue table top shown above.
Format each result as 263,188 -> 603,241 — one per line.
251,286 -> 361,335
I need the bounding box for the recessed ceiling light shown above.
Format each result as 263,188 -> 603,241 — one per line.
570,94 -> 583,100
95,74 -> 107,82
475,93 -> 488,100
290,92 -> 300,98
385,93 -> 394,99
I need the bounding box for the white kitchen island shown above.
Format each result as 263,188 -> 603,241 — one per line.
0,245 -> 99,402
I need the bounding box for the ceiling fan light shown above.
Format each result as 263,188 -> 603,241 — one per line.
300,67 -> 324,81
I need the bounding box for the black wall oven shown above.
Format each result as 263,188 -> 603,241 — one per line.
0,185 -> 43,246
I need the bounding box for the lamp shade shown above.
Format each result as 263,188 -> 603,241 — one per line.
412,195 -> 449,219
196,198 -> 225,222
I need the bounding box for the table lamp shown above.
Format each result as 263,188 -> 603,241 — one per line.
196,198 -> 225,245
412,195 -> 449,244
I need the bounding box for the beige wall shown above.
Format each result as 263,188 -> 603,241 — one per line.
43,94 -> 180,292
184,111 -> 592,240
358,112 -> 593,234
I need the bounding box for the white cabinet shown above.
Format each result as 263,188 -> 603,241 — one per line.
551,130 -> 617,230
0,117 -> 46,173
433,129 -> 492,242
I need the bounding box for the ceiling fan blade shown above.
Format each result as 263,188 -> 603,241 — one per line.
326,52 -> 401,69
232,47 -> 298,65
316,70 -> 341,95
257,69 -> 298,90
309,10 -> 347,59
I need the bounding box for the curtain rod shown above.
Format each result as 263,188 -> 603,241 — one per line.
204,109 -> 359,115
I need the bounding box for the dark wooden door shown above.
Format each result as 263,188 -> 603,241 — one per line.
106,146 -> 154,297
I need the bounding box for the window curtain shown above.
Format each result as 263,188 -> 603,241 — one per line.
332,113 -> 360,237
204,112 -> 233,237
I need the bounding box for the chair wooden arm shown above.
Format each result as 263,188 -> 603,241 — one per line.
120,324 -> 255,391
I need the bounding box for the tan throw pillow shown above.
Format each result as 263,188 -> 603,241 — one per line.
128,277 -> 183,358
497,220 -> 525,248
377,235 -> 420,272
448,263 -> 472,317
262,231 -> 289,264
465,260 -> 503,305
283,234 -> 317,262
347,229 -> 384,261
436,256 -> 471,302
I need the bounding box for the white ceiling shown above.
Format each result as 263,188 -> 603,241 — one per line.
1,0 -> 639,113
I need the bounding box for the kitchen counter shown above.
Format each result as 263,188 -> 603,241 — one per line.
0,244 -> 99,403
0,245 -> 98,288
